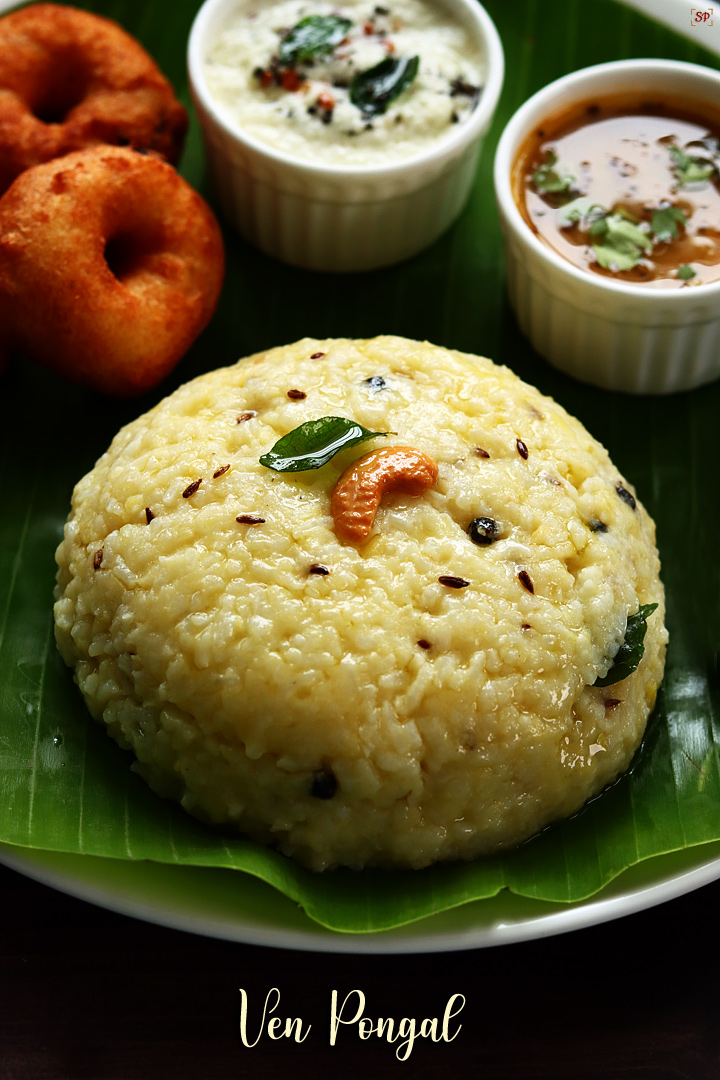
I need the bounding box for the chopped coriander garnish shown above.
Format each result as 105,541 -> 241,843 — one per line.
557,196 -> 606,230
678,264 -> 696,281
531,149 -> 575,195
591,214 -> 652,272
669,145 -> 716,187
651,205 -> 686,243
260,416 -> 393,472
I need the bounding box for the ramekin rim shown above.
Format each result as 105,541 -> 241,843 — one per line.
493,57 -> 720,304
187,0 -> 505,180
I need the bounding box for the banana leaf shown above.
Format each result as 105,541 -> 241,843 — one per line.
1,0 -> 719,934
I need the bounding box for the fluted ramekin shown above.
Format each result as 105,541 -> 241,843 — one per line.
188,0 -> 503,272
494,59 -> 720,394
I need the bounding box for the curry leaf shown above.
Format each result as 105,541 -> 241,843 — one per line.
350,55 -> 419,117
278,15 -> 352,65
595,604 -> 658,687
260,416 -> 392,472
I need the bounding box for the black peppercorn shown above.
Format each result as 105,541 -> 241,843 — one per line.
310,769 -> 338,799
468,517 -> 500,545
364,375 -> 386,391
616,483 -> 637,510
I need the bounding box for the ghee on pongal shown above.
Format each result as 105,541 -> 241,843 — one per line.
53,337 -> 667,870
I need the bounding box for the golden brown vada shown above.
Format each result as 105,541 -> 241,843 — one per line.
0,146 -> 225,396
0,3 -> 187,194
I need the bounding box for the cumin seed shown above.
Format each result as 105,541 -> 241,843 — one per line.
182,479 -> 202,499
439,575 -> 469,589
518,570 -> 534,593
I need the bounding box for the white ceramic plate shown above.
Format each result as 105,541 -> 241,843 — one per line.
2,839 -> 720,953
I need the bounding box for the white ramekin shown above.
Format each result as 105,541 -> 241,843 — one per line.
494,59 -> 720,395
188,0 -> 504,272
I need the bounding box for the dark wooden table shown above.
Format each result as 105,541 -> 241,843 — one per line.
1,862 -> 719,1079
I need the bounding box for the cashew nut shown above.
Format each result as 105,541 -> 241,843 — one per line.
331,446 -> 438,543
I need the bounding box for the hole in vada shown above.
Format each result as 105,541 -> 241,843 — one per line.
104,230 -> 162,281
30,60 -> 89,125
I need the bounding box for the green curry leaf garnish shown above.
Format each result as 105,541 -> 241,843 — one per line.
350,55 -> 420,117
278,15 -> 352,65
595,603 -> 658,687
260,416 -> 393,472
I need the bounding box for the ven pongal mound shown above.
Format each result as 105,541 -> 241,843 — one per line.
54,337 -> 667,871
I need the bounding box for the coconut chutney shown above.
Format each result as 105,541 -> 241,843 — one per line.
203,0 -> 484,165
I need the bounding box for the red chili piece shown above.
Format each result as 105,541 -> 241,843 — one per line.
280,68 -> 303,92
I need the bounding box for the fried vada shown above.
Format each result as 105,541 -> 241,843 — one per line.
0,146 -> 224,396
0,3 -> 187,194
